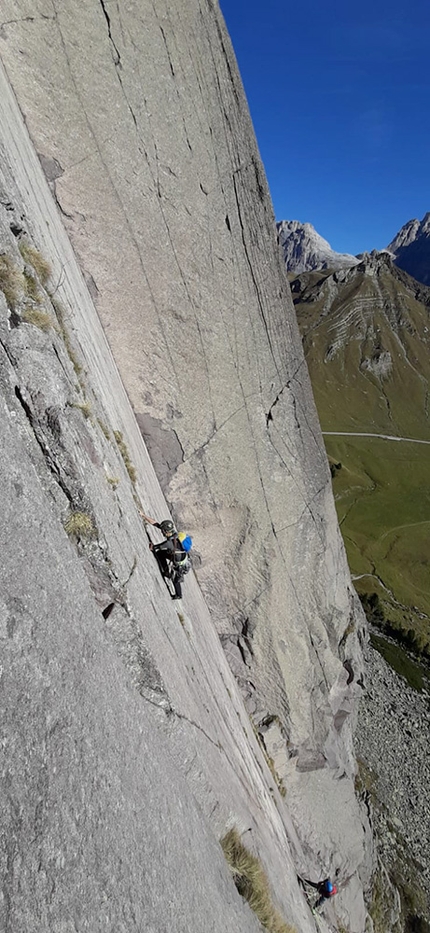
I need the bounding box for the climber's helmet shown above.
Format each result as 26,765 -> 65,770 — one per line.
160,520 -> 175,538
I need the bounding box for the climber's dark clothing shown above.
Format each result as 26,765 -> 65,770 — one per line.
153,535 -> 188,566
298,877 -> 337,910
318,879 -> 336,898
152,537 -> 188,598
301,878 -> 335,895
140,512 -> 190,600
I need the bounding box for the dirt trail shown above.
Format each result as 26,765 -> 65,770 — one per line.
323,432 -> 430,444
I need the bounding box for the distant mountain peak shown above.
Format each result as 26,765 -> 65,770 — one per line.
386,212 -> 430,284
277,219 -> 359,274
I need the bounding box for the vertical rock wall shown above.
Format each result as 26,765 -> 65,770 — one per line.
0,102 -> 314,933
0,1 -> 371,926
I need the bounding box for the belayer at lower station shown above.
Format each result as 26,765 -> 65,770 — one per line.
139,510 -> 193,600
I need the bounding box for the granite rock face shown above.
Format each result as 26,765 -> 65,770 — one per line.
278,220 -> 359,273
0,159 -> 311,933
0,2 -> 371,929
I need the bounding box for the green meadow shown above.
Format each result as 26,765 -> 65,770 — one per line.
326,435 -> 430,656
293,260 -> 430,660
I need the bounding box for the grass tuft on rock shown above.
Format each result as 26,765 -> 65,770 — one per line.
23,270 -> 42,303
0,254 -> 23,308
64,511 -> 96,540
19,241 -> 51,285
220,827 -> 296,933
73,401 -> 92,419
113,430 -> 137,484
22,308 -> 53,331
97,418 -> 111,440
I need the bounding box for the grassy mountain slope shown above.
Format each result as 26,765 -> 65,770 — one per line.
292,254 -> 430,655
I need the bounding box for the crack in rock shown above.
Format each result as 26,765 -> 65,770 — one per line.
99,0 -> 121,66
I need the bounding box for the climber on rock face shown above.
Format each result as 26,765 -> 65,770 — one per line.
298,875 -> 338,911
138,510 -> 193,600
314,878 -> 337,907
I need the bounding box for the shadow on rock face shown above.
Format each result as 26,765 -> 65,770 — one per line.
136,412 -> 184,493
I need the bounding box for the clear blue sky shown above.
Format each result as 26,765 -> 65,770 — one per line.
219,0 -> 430,255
